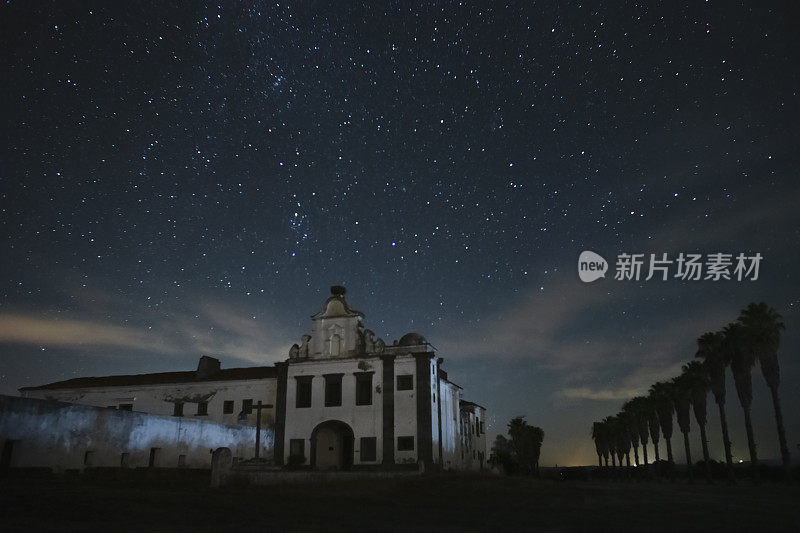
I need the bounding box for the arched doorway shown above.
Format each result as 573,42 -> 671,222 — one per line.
310,420 -> 354,471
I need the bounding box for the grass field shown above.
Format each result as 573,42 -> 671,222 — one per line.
1,472 -> 798,532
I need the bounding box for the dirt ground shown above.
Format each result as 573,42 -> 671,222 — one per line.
1,472 -> 798,532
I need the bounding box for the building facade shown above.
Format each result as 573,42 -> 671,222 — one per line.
12,286 -> 486,471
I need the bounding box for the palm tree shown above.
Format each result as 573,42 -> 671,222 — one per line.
739,302 -> 790,475
683,360 -> 712,482
696,331 -> 735,483
591,421 -> 607,467
646,394 -> 662,464
603,416 -> 619,468
623,397 -> 650,469
671,374 -> 694,481
724,322 -> 759,479
619,405 -> 639,467
616,412 -> 632,469
649,381 -> 675,467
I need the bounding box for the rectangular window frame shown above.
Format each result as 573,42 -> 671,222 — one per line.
242,399 -> 253,415
355,372 -> 374,406
397,436 -> 415,451
173,402 -> 184,417
295,376 -> 313,408
324,373 -> 343,407
196,401 -> 208,416
223,400 -> 234,414
396,374 -> 414,391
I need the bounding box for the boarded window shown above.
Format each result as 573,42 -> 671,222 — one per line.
196,402 -> 208,416
242,399 -> 254,414
118,404 -> 133,411
360,437 -> 377,462
289,439 -> 306,459
397,436 -> 415,451
324,374 -> 343,407
355,372 -> 373,406
178,454 -> 186,467
173,402 -> 184,417
396,374 -> 413,391
296,377 -> 313,408
223,400 -> 234,414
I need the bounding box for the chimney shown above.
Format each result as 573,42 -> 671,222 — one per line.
196,356 -> 221,380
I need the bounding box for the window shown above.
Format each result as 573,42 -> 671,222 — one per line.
324,374 -> 343,407
196,402 -> 208,416
296,377 -> 313,408
397,436 -> 415,451
397,374 -> 414,391
360,437 -> 377,462
289,439 -> 305,459
178,454 -> 186,467
173,402 -> 184,417
118,403 -> 133,411
242,399 -> 253,414
223,400 -> 234,414
83,451 -> 95,467
355,372 -> 373,405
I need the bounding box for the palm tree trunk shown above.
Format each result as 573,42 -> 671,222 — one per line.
625,452 -> 630,467
742,405 -> 759,481
632,443 -> 639,467
768,384 -> 791,476
717,400 -> 735,484
598,454 -> 602,468
653,440 -> 660,462
603,455 -> 608,467
665,435 -> 674,464
641,443 -> 649,477
698,423 -> 711,483
611,454 -> 616,467
682,431 -> 693,482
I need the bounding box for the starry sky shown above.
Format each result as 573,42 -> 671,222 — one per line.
2,2 -> 799,466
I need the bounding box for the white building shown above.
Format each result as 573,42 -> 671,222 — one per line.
13,286 -> 486,471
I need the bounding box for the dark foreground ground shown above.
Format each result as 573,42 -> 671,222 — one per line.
1,471 -> 798,532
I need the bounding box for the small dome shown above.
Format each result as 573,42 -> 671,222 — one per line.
398,332 -> 427,346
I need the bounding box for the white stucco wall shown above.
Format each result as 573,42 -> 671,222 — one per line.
0,395 -> 272,470
393,356 -> 418,464
439,380 -> 462,470
21,378 -> 278,431
284,357 -> 384,466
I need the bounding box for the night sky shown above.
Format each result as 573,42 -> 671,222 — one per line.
2,2 -> 798,466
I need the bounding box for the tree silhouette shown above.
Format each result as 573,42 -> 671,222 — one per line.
696,331 -> 735,483
724,322 -> 759,480
507,416 -> 544,475
592,421 -> 608,467
671,374 -> 694,481
649,381 -> 675,467
682,360 -> 712,482
739,302 -> 790,476
645,394 -> 661,464
623,397 -> 649,470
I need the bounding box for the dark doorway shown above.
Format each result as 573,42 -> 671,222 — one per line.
310,420 -> 354,471
1,440 -> 15,469
148,447 -> 160,467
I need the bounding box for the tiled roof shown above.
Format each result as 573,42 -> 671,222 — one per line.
20,366 -> 277,391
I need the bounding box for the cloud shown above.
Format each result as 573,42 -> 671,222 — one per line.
0,295 -> 294,366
